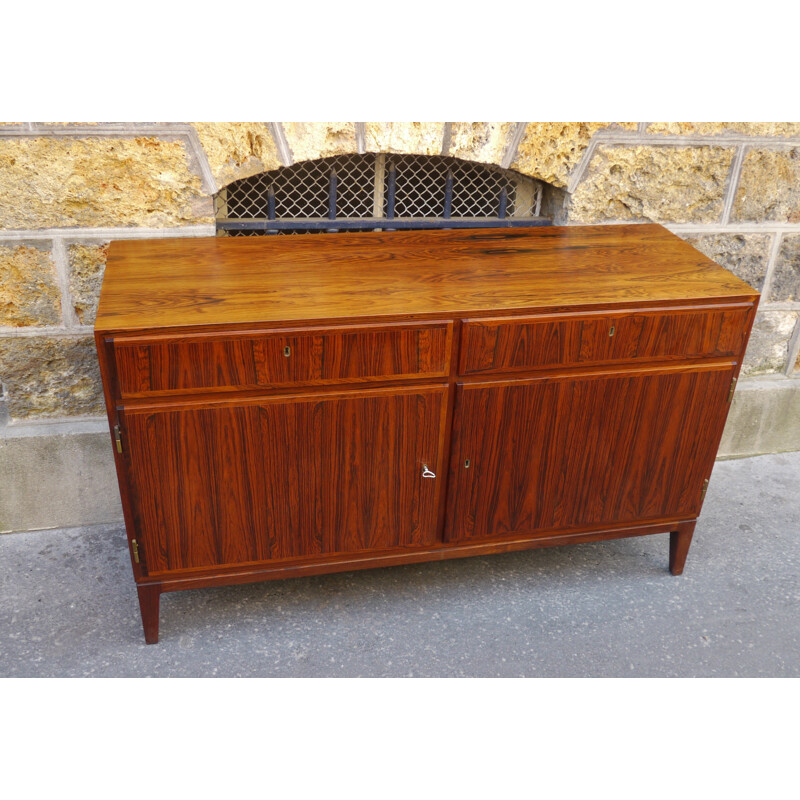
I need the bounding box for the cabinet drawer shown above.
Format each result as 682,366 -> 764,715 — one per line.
459,306 -> 751,375
115,322 -> 452,397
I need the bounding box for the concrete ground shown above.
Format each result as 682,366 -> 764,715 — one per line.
1,451 -> 798,678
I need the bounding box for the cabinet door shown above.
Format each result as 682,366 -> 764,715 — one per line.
445,365 -> 735,542
124,387 -> 447,573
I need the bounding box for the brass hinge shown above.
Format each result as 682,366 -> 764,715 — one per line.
727,376 -> 738,403
114,424 -> 123,453
131,538 -> 140,564
700,478 -> 710,504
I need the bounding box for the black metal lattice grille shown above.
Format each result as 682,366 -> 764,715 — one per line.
215,153 -> 547,235
386,154 -> 517,218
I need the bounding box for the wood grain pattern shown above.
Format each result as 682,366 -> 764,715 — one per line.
96,225 -> 758,332
670,521 -> 696,576
136,584 -> 161,644
114,322 -> 451,397
460,305 -> 752,375
123,386 -> 447,573
92,224 -> 759,642
445,363 -> 735,542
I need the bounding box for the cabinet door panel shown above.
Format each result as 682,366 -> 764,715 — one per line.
125,387 -> 446,573
445,365 -> 734,541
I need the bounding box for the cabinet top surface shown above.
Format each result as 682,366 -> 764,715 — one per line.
96,224 -> 758,332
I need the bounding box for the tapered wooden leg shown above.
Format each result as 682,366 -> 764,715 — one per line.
669,521 -> 696,576
137,584 -> 161,644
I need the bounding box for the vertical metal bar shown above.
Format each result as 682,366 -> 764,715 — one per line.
328,168 -> 337,220
386,162 -> 396,220
267,186 -> 277,234
443,169 -> 453,219
498,186 -> 508,219
327,168 -> 338,232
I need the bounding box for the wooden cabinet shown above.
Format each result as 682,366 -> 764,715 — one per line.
95,224 -> 758,643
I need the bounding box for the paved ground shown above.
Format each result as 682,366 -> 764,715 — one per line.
1,451 -> 798,677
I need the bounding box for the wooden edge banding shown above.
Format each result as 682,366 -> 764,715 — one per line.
460,300 -> 756,328
121,383 -> 450,415
111,319 -> 454,346
95,296 -> 759,339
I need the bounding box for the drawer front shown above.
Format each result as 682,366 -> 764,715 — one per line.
459,306 -> 751,375
115,322 -> 452,397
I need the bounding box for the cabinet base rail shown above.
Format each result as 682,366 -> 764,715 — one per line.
135,519 -> 696,644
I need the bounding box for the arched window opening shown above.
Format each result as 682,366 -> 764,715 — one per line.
214,153 -> 551,235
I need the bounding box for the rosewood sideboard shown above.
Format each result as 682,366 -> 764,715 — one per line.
94,224 -> 759,643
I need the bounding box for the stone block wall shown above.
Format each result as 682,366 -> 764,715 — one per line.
1,122 -> 799,531
556,126 -> 800,380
